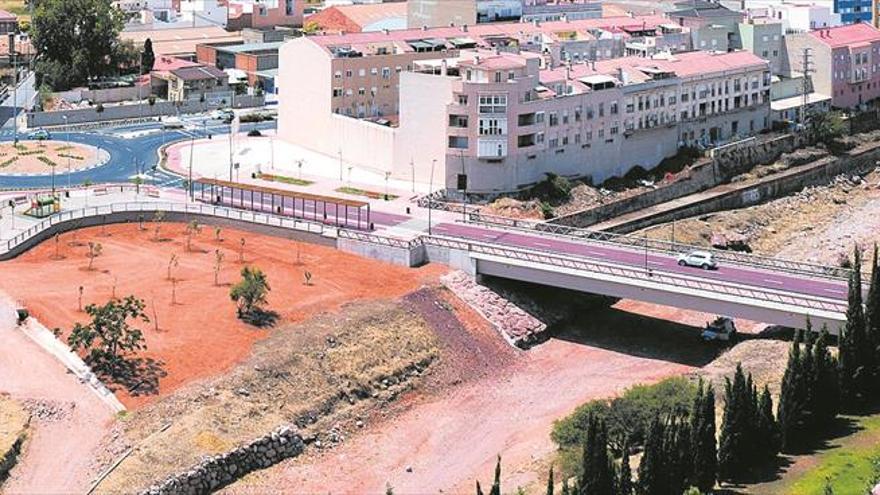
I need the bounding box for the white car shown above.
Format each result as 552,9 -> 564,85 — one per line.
162,116 -> 184,129
677,250 -> 717,270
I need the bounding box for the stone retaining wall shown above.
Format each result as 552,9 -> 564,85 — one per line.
144,425 -> 304,495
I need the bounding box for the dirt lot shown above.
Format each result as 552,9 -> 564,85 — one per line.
0,223 -> 444,409
0,140 -> 101,174
639,169 -> 880,268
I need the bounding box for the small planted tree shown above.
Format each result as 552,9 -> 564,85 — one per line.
137,214 -> 146,231
230,266 -> 270,319
153,210 -> 165,241
214,226 -> 222,242
52,232 -> 62,260
185,220 -> 201,251
166,253 -> 178,281
303,270 -> 313,286
239,237 -> 246,263
87,241 -> 102,271
67,295 -> 149,375
213,249 -> 224,286
78,286 -> 84,312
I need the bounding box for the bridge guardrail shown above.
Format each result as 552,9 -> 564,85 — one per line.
465,212 -> 852,282
337,229 -> 422,249
424,234 -> 848,315
2,201 -> 325,256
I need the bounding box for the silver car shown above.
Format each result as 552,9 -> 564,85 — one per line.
677,250 -> 717,270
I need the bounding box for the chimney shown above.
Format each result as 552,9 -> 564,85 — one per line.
422,25 -> 428,31
383,28 -> 389,35
462,24 -> 468,32
450,21 -> 455,27
617,67 -> 628,84
474,54 -> 481,65
533,19 -> 540,27
591,59 -> 596,70
561,13 -> 568,22
441,59 -> 448,76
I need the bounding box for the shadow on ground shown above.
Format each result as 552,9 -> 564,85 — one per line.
96,357 -> 168,397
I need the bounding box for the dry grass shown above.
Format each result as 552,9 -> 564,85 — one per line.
94,299 -> 440,493
0,395 -> 27,462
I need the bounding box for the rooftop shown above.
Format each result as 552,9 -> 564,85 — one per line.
306,2 -> 407,33
121,26 -> 243,56
215,41 -> 285,54
809,23 -> 880,49
307,14 -> 670,54
171,65 -> 227,81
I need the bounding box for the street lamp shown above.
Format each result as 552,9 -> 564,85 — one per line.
63,115 -> 70,190
188,134 -> 195,201
384,171 -> 391,201
428,158 -> 436,235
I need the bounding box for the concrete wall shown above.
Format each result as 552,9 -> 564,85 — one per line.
54,86 -> 152,105
27,96 -> 265,128
606,139 -> 880,233
144,425 -> 304,494
337,237 -> 425,267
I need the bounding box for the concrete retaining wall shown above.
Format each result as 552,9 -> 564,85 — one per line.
144,425 -> 304,495
551,133 -> 808,229
607,141 -> 880,234
27,95 -> 265,128
337,237 -> 424,267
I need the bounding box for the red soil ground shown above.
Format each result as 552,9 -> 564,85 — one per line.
0,223 -> 445,409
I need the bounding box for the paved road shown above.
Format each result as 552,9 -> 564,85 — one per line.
0,117 -> 276,190
432,222 -> 849,302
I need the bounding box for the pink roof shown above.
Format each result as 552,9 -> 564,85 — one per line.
809,23 -> 880,49
0,10 -> 16,21
308,14 -> 670,51
152,56 -> 200,72
541,50 -> 767,85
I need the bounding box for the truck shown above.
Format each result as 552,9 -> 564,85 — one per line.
701,316 -> 737,342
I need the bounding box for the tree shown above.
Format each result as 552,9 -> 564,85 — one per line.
756,385 -> 780,461
579,415 -> 614,495
490,456 -> 501,495
840,245 -> 870,411
812,329 -> 840,424
618,438 -> 633,495
185,220 -> 201,251
638,417 -> 666,495
718,364 -> 750,481
214,249 -> 224,286
153,210 -> 165,241
67,295 -> 148,373
230,266 -> 270,319
86,241 -> 102,270
690,381 -> 717,493
239,237 -> 246,262
31,0 -> 129,90
864,244 -> 880,394
547,466 -> 554,495
779,330 -> 807,452
166,253 -> 178,281
141,38 -> 155,74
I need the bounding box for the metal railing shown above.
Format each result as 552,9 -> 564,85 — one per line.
337,228 -> 422,249
465,212 -> 852,281
2,201 -> 325,256
423,234 -> 847,314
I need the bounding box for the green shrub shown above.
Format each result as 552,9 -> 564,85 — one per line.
530,172 -> 572,204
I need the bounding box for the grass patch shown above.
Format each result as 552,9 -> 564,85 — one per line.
784,414 -> 880,494
54,145 -> 74,152
336,186 -> 398,201
256,173 -> 313,186
58,153 -> 84,161
0,157 -> 15,168
17,149 -> 44,156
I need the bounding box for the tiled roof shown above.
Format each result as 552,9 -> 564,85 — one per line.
171,65 -> 227,81
809,23 -> 880,49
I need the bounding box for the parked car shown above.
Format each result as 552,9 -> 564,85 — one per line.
212,109 -> 234,122
701,316 -> 737,342
28,128 -> 50,140
677,250 -> 717,270
247,129 -> 262,137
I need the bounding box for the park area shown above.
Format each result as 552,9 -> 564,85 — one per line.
0,140 -> 104,175
0,221 -> 445,409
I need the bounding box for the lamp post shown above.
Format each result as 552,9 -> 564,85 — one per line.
188,135 -> 195,201
384,171 -> 391,201
338,148 -> 343,181
428,158 -> 436,235
63,115 -> 70,190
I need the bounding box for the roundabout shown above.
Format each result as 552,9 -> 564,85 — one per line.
0,140 -> 107,176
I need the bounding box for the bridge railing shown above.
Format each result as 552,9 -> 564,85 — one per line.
465,212 -> 852,281
424,234 -> 848,315
337,229 -> 422,249
2,201 -> 325,256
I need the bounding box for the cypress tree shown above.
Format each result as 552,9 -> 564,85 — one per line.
813,328 -> 840,424
665,417 -> 692,495
756,385 -> 780,460
691,381 -> 717,493
864,244 -> 880,393
719,365 -> 750,480
561,477 -> 570,495
779,330 -> 806,452
547,466 -> 554,495
840,245 -> 869,410
141,38 -> 155,74
490,456 -> 501,495
476,481 -> 485,495
580,415 -> 614,495
639,416 -> 665,494
618,437 -> 634,495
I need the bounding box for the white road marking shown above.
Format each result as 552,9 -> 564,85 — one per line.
533,241 -> 553,248
763,278 -> 785,285
824,288 -> 845,294
648,260 -> 664,265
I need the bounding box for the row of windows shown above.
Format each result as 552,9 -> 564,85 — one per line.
334,66 -> 403,79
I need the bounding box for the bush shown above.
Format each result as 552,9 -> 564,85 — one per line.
552,376 -> 698,452
529,173 -> 572,204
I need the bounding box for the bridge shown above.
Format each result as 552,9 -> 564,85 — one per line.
0,201 -> 852,333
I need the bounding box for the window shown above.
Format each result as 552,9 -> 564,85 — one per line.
358,87 -> 365,96
575,106 -> 582,122
548,137 -> 559,149
448,136 -> 468,149
610,101 -> 619,115
536,132 -> 545,144
610,122 -> 619,135
334,71 -> 342,79
669,95 -> 677,105
359,69 -> 366,77
598,102 -> 605,117
479,118 -> 505,135
574,133 -> 582,144
478,94 -> 507,113
549,112 -> 559,126
536,112 -> 545,123
449,115 -> 468,128
458,94 -> 468,105
345,69 -> 352,77
332,88 -> 343,97
508,71 -> 515,81
371,68 -> 378,75
495,72 -> 502,83
562,111 -> 569,125
381,67 -> 391,79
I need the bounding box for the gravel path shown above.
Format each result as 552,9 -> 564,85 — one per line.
0,292 -> 114,494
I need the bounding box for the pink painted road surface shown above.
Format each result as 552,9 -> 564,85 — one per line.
431,222 -> 848,302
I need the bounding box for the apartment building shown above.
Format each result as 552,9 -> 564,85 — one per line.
738,19 -> 784,73
521,1 -> 603,22
224,0 -> 304,29
278,44 -> 770,192
290,15 -> 677,119
784,23 -> 880,108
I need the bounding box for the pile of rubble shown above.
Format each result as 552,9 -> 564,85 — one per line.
441,271 -> 547,348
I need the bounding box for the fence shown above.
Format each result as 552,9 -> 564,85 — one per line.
1,201 -> 325,259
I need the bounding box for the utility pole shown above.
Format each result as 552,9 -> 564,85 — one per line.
11,37 -> 17,145
800,48 -> 813,130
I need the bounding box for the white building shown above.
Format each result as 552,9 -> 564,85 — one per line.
745,1 -> 841,32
